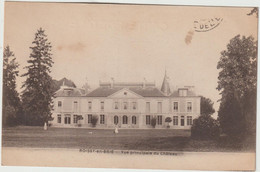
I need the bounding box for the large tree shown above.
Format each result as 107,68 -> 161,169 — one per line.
200,96 -> 215,116
21,28 -> 54,126
191,96 -> 219,140
217,35 -> 257,136
3,45 -> 22,126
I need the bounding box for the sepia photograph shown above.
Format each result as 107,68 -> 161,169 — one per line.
1,1 -> 258,171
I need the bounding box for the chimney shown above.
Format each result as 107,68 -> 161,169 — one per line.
142,78 -> 146,89
184,86 -> 195,92
111,77 -> 115,88
60,80 -> 66,89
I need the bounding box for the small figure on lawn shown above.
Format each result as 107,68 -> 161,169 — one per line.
114,125 -> 119,134
44,122 -> 48,130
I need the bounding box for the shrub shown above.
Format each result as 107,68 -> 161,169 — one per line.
151,117 -> 156,128
91,115 -> 98,127
191,114 -> 220,140
165,117 -> 172,128
77,115 -> 83,127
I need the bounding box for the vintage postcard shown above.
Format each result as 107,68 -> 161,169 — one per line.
1,1 -> 258,171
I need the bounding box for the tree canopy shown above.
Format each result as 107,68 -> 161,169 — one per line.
217,35 -> 257,102
200,96 -> 215,116
217,35 -> 257,136
3,46 -> 22,126
21,28 -> 54,126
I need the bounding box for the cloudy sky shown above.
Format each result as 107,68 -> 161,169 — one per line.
4,2 -> 258,114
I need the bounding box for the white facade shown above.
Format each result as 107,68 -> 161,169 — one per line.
50,75 -> 201,129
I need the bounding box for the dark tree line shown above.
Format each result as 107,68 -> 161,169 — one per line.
21,28 -> 54,126
3,28 -> 55,127
3,46 -> 22,126
191,96 -> 219,140
192,8 -> 258,140
217,35 -> 257,138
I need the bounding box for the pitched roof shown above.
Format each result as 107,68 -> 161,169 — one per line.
86,86 -> 165,97
170,89 -> 197,97
129,87 -> 165,97
54,87 -> 83,97
85,87 -> 122,97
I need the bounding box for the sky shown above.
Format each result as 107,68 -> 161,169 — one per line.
3,2 -> 258,116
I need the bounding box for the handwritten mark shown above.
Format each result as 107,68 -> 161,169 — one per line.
57,42 -> 85,52
194,18 -> 223,32
185,31 -> 194,45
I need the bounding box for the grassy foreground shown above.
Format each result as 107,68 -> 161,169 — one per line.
2,126 -> 255,152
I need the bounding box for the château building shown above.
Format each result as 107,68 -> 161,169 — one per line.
50,73 -> 201,129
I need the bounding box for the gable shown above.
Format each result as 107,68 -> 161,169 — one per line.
108,88 -> 143,98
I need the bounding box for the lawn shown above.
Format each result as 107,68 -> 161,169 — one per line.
2,126 -> 255,152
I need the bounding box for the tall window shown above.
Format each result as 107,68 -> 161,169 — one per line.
146,115 -> 151,125
146,102 -> 150,113
123,115 -> 128,124
88,101 -> 92,111
57,114 -> 61,123
100,115 -> 105,124
114,102 -> 119,109
132,116 -> 136,124
181,116 -> 185,126
123,102 -> 128,110
187,116 -> 193,125
100,101 -> 104,110
132,102 -> 137,110
58,101 -> 62,107
73,115 -> 78,124
73,101 -> 78,112
157,102 -> 162,113
88,114 -> 92,124
187,102 -> 192,112
64,115 -> 71,124
173,116 -> 178,125
157,115 -> 162,125
114,116 -> 119,125
173,102 -> 178,112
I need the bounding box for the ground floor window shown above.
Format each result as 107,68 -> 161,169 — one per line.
187,116 -> 192,125
157,115 -> 162,125
114,116 -> 119,125
173,116 -> 178,125
64,115 -> 71,124
88,114 -> 92,124
73,115 -> 78,124
181,116 -> 184,126
146,115 -> 150,125
57,114 -> 61,123
100,115 -> 105,124
132,116 -> 136,124
123,115 -> 128,124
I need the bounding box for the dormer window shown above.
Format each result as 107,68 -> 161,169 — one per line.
179,89 -> 188,96
64,88 -> 73,96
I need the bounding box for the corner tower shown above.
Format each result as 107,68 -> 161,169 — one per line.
161,70 -> 171,96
